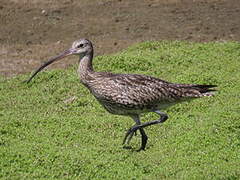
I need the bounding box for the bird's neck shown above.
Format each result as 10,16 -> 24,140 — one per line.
78,52 -> 94,85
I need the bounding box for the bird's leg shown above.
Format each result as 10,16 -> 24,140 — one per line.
123,125 -> 148,150
123,111 -> 168,150
123,115 -> 141,145
138,128 -> 148,151
137,111 -> 168,129
123,115 -> 148,151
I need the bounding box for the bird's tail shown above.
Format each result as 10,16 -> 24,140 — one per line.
172,84 -> 217,98
193,84 -> 217,92
187,84 -> 217,97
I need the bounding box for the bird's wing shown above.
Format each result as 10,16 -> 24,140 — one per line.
90,73 -> 187,106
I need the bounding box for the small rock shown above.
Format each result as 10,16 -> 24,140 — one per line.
41,9 -> 48,16
56,40 -> 62,44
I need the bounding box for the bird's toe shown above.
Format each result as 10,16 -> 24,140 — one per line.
123,125 -> 139,145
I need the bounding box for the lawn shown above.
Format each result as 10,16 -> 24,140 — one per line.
0,41 -> 239,179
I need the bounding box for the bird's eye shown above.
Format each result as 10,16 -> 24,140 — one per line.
77,44 -> 84,48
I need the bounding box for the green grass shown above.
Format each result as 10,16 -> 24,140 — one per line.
0,41 -> 240,179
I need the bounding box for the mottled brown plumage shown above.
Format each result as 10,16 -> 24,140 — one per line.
26,39 -> 216,151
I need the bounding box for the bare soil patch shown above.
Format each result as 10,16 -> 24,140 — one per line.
0,0 -> 239,77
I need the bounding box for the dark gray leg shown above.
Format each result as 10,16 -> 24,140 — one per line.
137,111 -> 168,128
123,115 -> 148,151
123,111 -> 168,150
138,128 -> 148,151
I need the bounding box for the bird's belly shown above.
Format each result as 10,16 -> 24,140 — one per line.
100,101 -> 150,115
96,98 -> 176,116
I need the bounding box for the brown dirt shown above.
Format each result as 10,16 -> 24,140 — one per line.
0,0 -> 240,77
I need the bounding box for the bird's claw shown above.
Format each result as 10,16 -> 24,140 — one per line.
122,125 -> 139,145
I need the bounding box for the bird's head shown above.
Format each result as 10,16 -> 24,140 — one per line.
25,38 -> 93,83
71,39 -> 93,56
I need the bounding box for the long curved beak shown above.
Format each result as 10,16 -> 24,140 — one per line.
25,48 -> 74,83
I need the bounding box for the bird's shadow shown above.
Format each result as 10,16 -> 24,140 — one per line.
123,145 -> 133,150
123,145 -> 146,152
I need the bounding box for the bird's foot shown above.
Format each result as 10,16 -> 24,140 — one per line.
136,146 -> 145,152
122,125 -> 139,145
